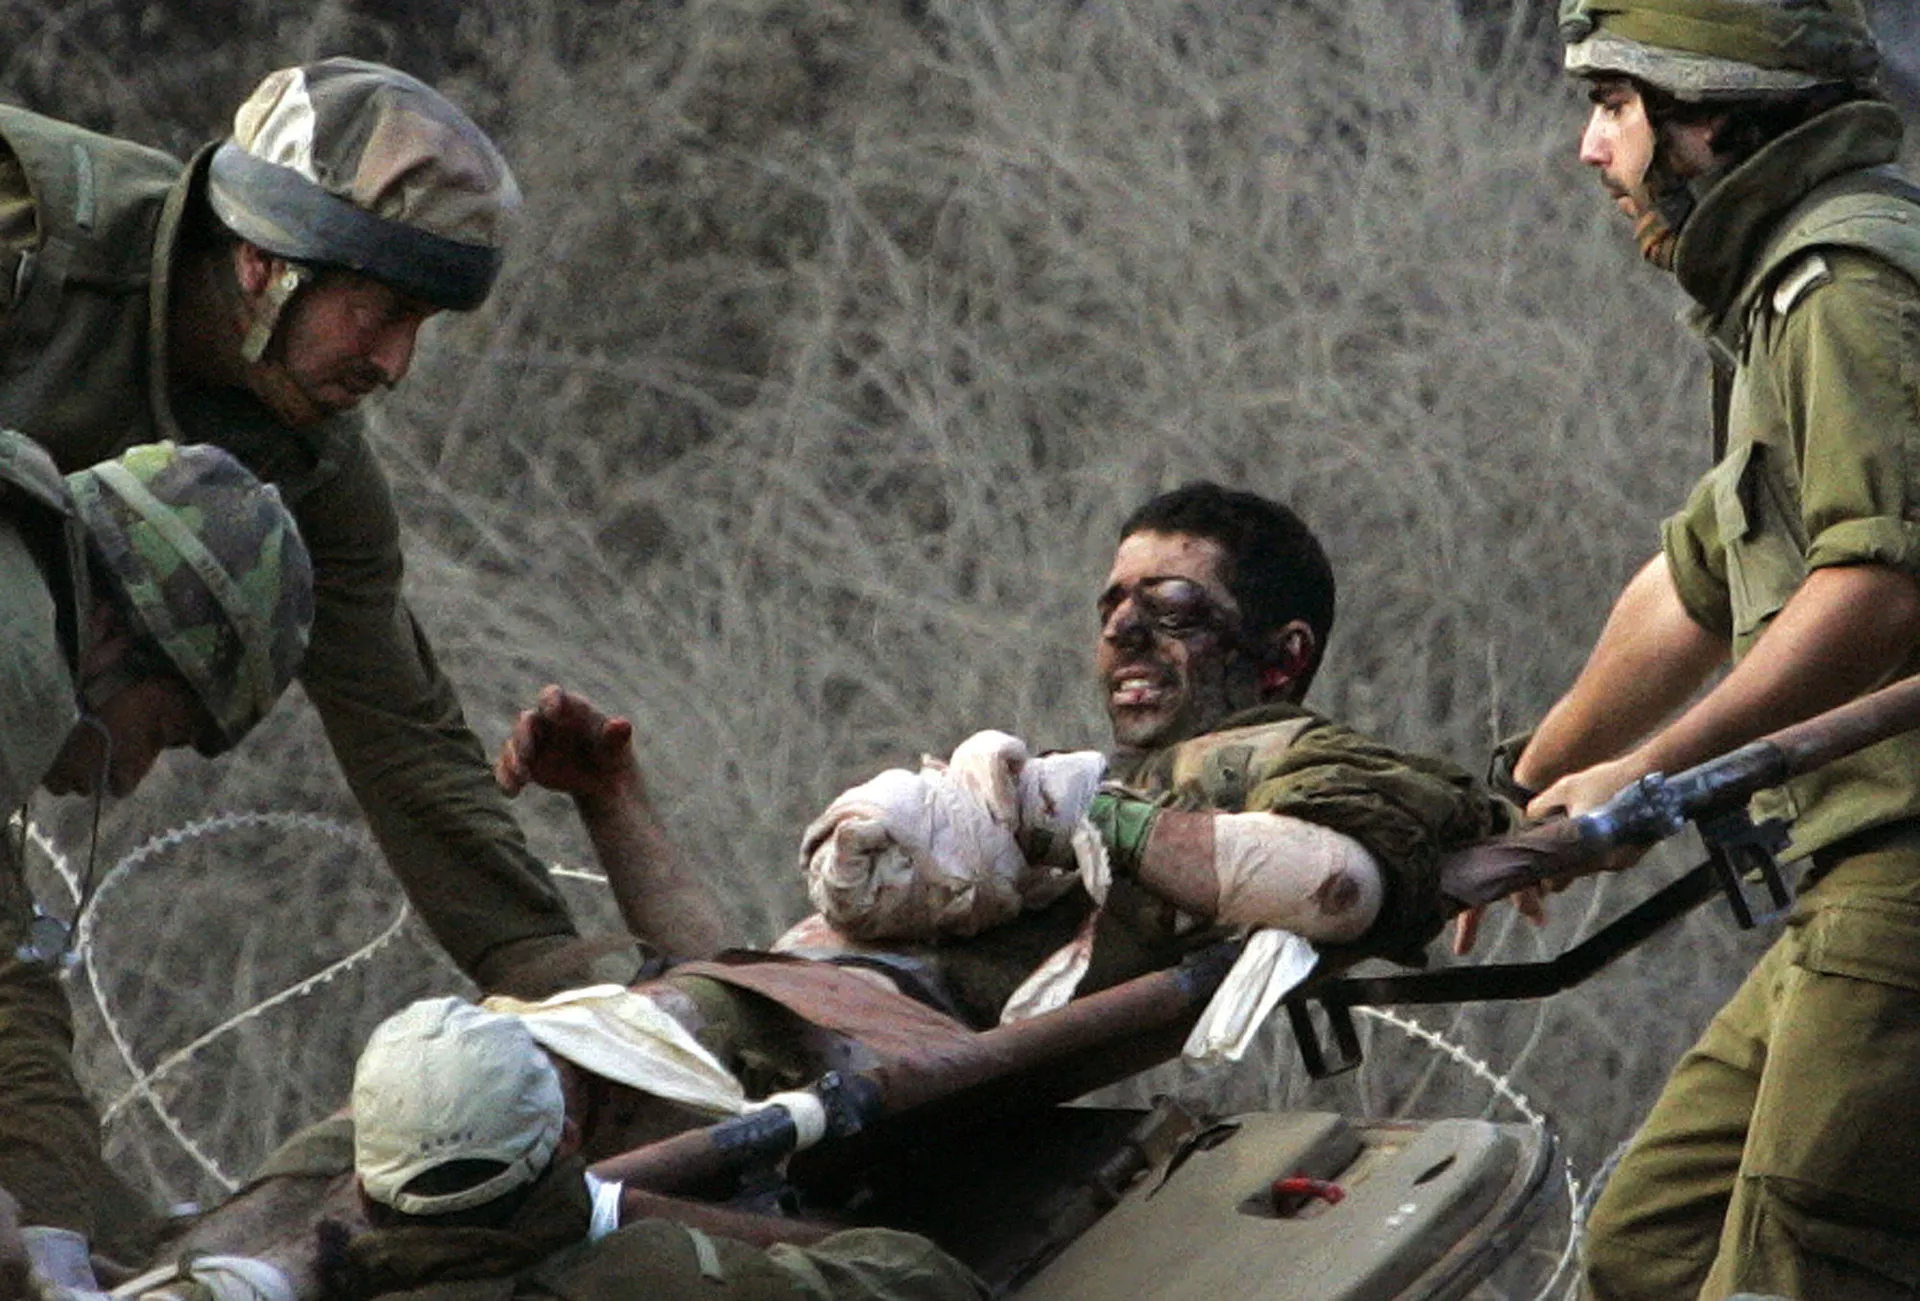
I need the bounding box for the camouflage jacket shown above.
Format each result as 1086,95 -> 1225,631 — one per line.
1109,702 -> 1513,962
860,705 -> 1514,1026
0,105 -> 576,983
1663,101 -> 1920,863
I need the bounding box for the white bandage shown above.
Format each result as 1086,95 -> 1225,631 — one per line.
1210,813 -> 1382,941
1181,928 -> 1321,1065
482,984 -> 745,1117
799,731 -> 1103,941
585,1172 -> 625,1241
1000,813 -> 1379,1026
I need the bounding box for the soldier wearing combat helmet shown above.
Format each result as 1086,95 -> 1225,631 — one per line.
1466,2 -> 1920,1296
0,60 -> 593,998
0,435 -> 312,1271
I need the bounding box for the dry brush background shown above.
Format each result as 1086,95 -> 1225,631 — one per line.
5,0 -> 1918,1287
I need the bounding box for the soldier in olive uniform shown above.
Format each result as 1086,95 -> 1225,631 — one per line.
0,58 -> 588,995
0,437 -> 312,1269
1470,2 -> 1920,1296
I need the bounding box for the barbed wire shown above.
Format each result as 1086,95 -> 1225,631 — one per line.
27,811 -> 618,1192
1358,1006 -> 1582,1300
38,814 -> 1585,1290
37,813 -> 411,1190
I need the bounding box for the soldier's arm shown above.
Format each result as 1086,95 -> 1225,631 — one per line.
1514,554 -> 1726,796
1531,261 -> 1920,819
496,685 -> 727,959
1098,806 -> 1384,943
1103,715 -> 1515,959
289,429 -> 582,993
1536,563 -> 1920,819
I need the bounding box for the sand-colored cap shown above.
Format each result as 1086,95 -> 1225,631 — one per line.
207,57 -> 519,310
352,996 -> 564,1216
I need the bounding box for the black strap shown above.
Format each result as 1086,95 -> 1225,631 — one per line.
1292,859 -> 1721,1009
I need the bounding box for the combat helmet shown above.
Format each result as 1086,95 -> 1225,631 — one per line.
1560,0 -> 1880,99
67,443 -> 315,755
206,57 -> 520,313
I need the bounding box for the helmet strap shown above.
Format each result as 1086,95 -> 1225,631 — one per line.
240,261 -> 310,364
238,259 -> 329,428
16,713 -> 111,968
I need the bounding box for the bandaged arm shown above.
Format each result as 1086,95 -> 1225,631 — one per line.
1091,794 -> 1382,942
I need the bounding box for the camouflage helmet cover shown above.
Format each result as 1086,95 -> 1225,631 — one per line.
67,444 -> 315,755
206,57 -> 520,311
1561,0 -> 1880,99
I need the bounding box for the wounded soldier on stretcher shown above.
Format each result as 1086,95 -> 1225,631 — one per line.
504,481 -> 1514,1032
26,483 -> 1521,1301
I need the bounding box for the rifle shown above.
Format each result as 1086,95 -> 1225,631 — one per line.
592,674 -> 1920,1193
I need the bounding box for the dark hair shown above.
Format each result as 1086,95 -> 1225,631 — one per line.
1642,82 -> 1877,170
1118,481 -> 1335,658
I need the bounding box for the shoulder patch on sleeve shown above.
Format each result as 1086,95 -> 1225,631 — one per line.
1771,253 -> 1832,317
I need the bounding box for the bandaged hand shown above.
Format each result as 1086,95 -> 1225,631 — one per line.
799,731 -> 1106,941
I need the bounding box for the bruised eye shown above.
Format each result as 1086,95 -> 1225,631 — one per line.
1117,578 -> 1238,638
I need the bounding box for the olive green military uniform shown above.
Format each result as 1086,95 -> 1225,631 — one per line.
0,106 -> 578,989
1107,701 -> 1504,957
1584,102 -> 1920,1300
0,433 -> 154,1258
256,1118 -> 986,1301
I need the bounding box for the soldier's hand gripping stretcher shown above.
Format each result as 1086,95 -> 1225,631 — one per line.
1276,671 -> 1920,1076
1445,670 -> 1920,922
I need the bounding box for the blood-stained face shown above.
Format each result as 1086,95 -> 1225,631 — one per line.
1096,531 -> 1256,753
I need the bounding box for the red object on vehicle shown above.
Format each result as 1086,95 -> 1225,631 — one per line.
1270,1174 -> 1345,1215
